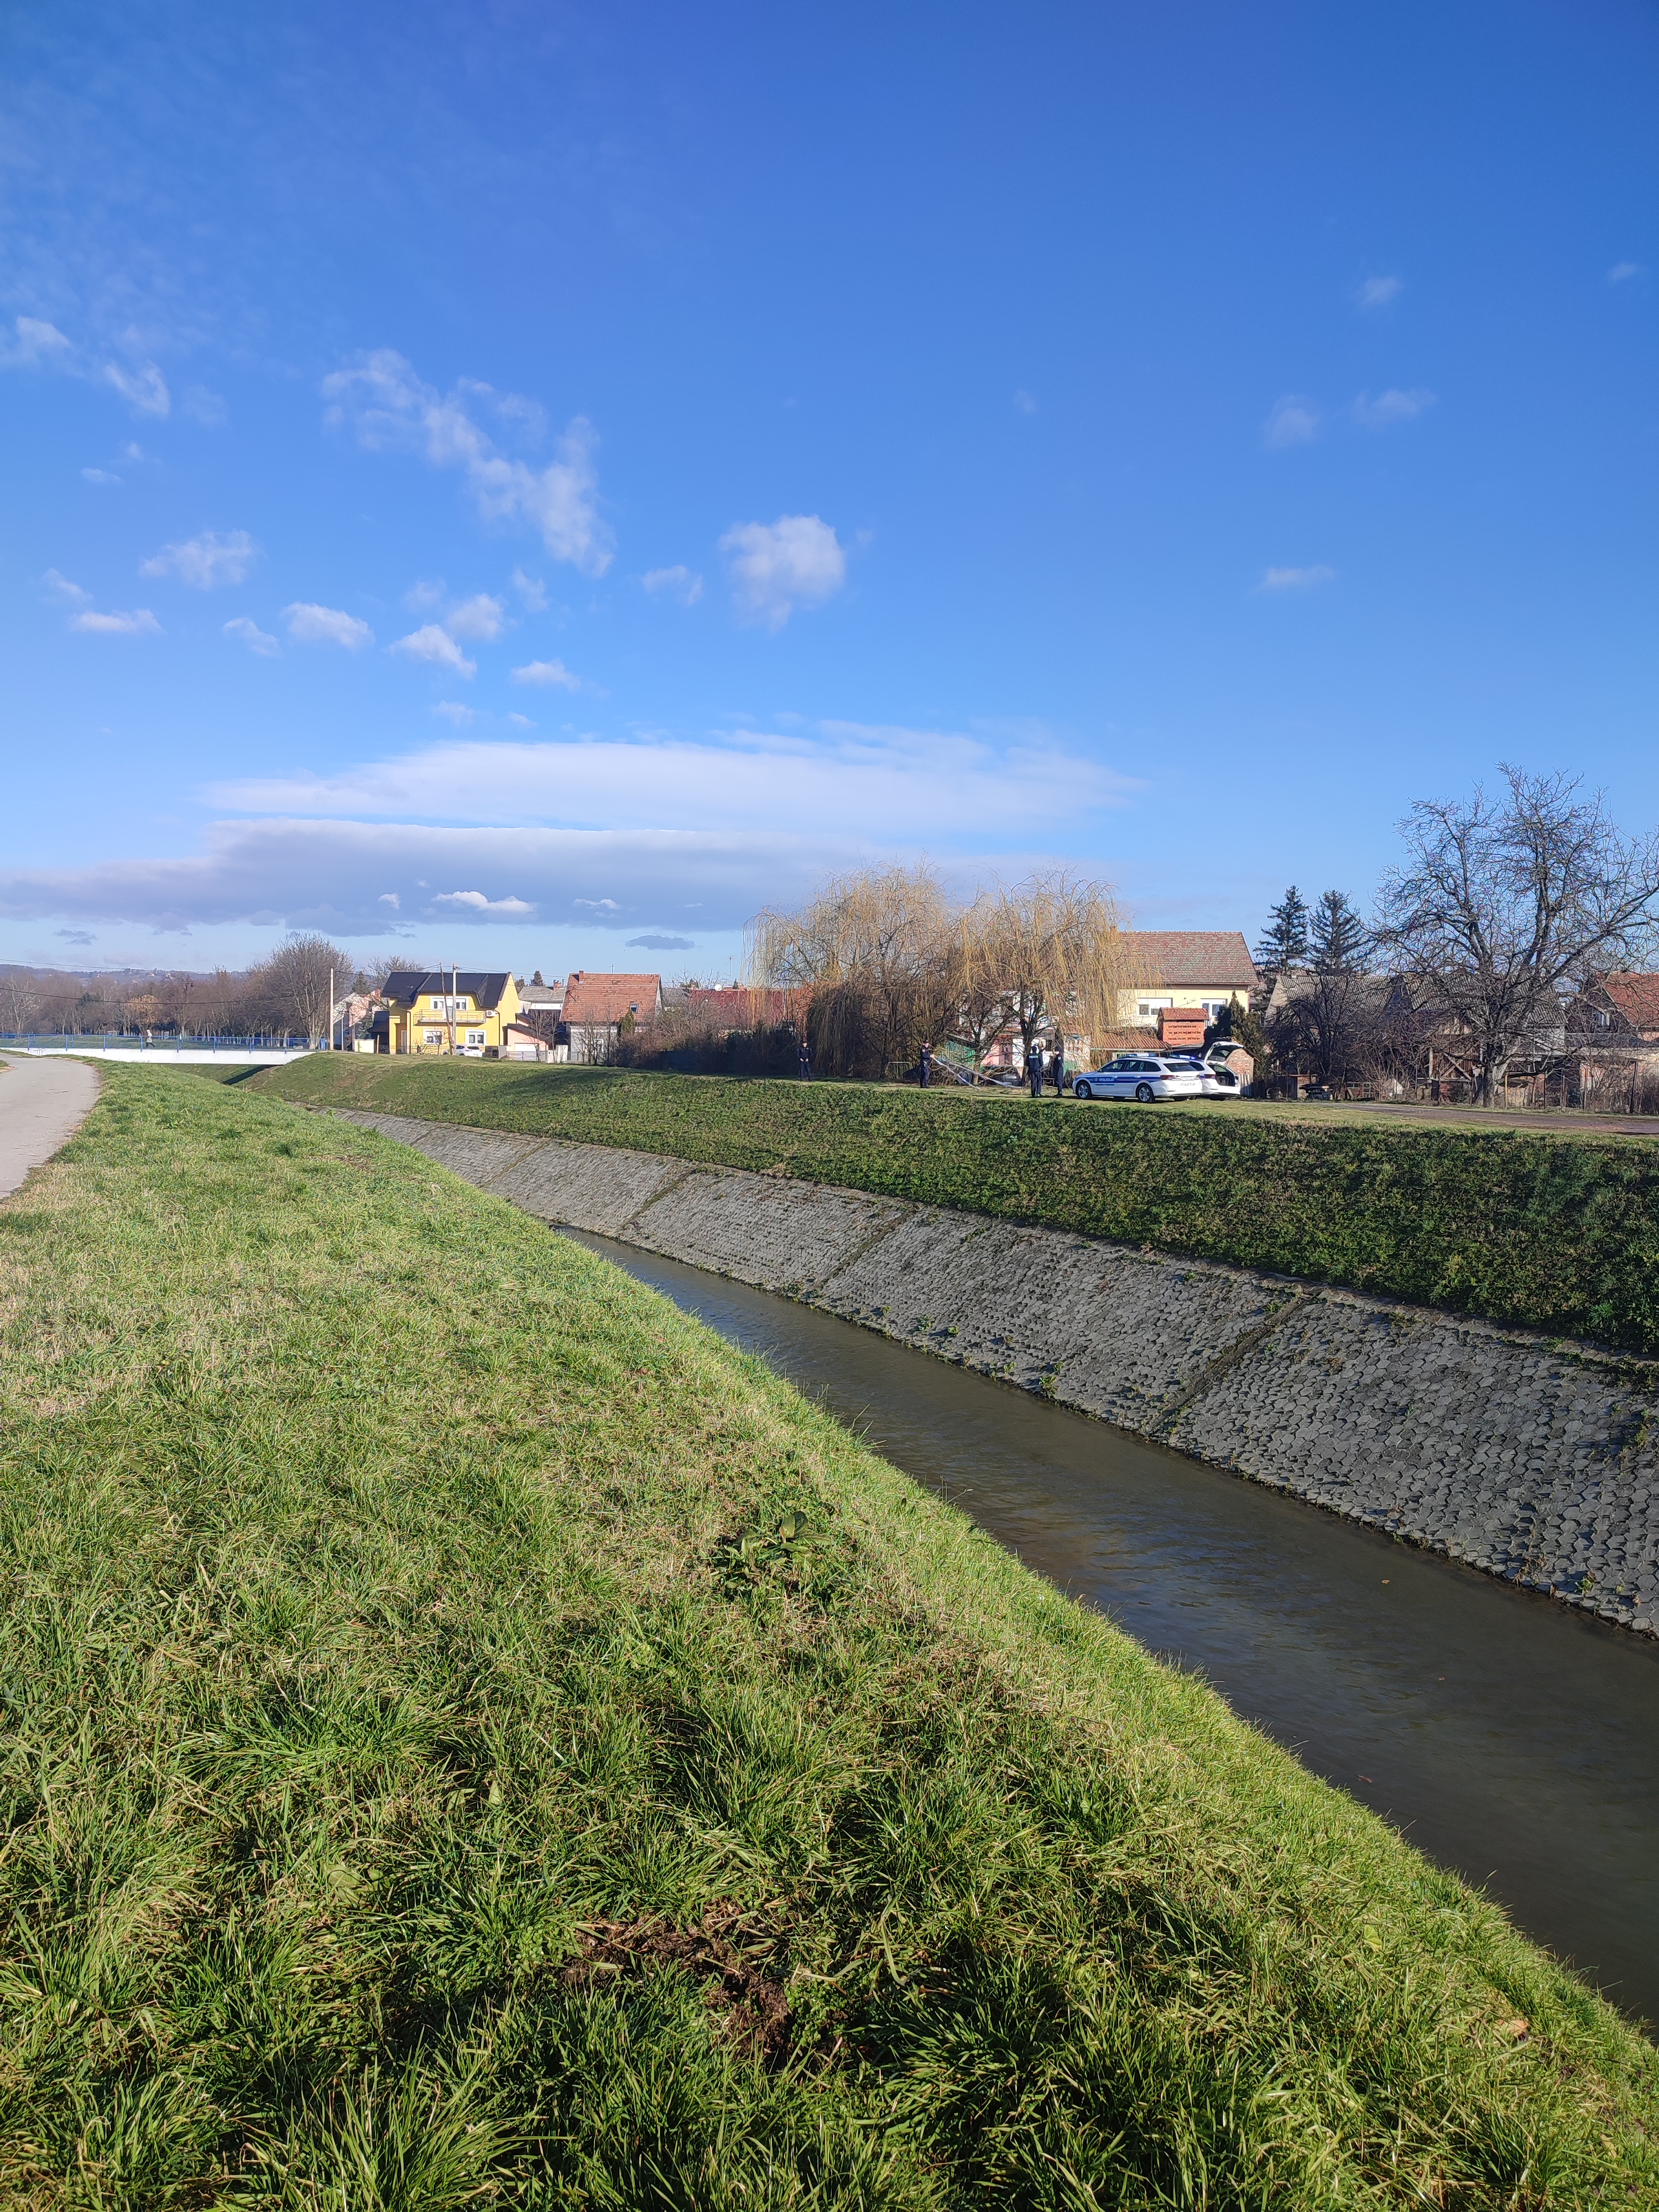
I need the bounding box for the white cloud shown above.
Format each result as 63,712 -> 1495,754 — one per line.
1355,275 -> 1403,310
140,529 -> 259,589
512,658 -> 580,690
224,617 -> 280,656
8,316 -> 73,366
72,607 -> 161,636
1013,388 -> 1039,415
442,593 -> 505,643
1258,565 -> 1336,592
4,319 -> 170,420
433,700 -> 477,725
103,359 -> 170,416
405,577 -> 447,612
512,567 -> 548,611
322,349 -> 613,573
392,624 -> 476,676
286,603 -> 374,649
1351,387 -> 1435,429
208,720 -> 1131,842
507,711 -> 535,728
0,817 -> 879,935
643,564 -> 703,606
575,896 -> 620,910
1262,396 -> 1321,448
45,570 -> 159,633
1608,261 -> 1642,284
434,888 -> 536,916
81,467 -> 121,486
719,514 -> 846,630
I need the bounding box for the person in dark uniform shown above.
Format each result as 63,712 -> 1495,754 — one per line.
1026,1040 -> 1045,1098
1048,1044 -> 1065,1094
919,1041 -> 933,1088
797,1039 -> 812,1080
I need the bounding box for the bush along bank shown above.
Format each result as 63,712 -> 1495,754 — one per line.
5,1063 -> 1657,2204
260,1054 -> 1659,1354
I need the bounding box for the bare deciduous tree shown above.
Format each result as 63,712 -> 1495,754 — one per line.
749,864 -> 959,1077
243,933 -> 353,1045
1376,766 -> 1659,1103
971,870 -> 1124,1066
0,971 -> 40,1036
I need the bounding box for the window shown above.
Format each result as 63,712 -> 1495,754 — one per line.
423,1029 -> 443,1046
1137,997 -> 1172,1018
465,1029 -> 485,1047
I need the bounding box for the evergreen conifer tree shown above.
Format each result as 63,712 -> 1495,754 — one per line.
1254,886 -> 1310,972
1310,889 -> 1368,973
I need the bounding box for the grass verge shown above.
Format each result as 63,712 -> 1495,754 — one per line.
3,1063 -> 1656,2206
258,1055 -> 1659,1354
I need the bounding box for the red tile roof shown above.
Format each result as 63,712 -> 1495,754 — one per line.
1598,973 -> 1659,1036
685,987 -> 796,1027
1121,931 -> 1257,989
562,972 -> 663,1025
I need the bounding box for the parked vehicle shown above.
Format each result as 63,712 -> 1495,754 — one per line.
1070,1053 -> 1207,1103
1170,1051 -> 1241,1098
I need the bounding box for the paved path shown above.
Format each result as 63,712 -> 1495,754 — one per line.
0,1051 -> 101,1201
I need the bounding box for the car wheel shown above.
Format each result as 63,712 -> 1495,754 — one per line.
1135,1082 -> 1154,1103
1073,1079 -> 1092,1100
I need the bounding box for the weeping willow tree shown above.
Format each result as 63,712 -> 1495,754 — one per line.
964,870 -> 1126,1066
748,864 -> 961,1078
749,862 -> 1124,1080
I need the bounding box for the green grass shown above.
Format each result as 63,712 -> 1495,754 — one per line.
4,1065 -> 1656,2208
258,1055 -> 1659,1355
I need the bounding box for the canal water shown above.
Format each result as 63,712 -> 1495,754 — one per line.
570,1230 -> 1659,2030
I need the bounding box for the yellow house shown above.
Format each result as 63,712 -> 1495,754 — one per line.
372,969 -> 522,1056
1115,931 -> 1258,1032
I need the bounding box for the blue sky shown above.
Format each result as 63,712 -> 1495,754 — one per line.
2,0 -> 1655,981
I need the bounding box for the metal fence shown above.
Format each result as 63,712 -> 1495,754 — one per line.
0,1032 -> 317,1051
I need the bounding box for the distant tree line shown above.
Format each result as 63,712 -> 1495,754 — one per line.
1,933 -> 369,1046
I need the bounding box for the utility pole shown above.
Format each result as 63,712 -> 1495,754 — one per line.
447,959 -> 457,1056
328,963 -> 335,1051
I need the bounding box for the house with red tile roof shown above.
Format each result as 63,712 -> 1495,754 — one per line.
1117,931 -> 1258,1033
1575,972 -> 1659,1042
562,971 -> 664,1062
684,985 -> 798,1032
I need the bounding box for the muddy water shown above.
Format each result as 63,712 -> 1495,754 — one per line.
568,1229 -> 1659,2029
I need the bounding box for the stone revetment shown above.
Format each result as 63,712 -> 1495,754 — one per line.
328,1108 -> 1659,1638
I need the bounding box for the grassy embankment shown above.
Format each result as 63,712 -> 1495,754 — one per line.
260,1055 -> 1659,1355
4,1064 -> 1656,2204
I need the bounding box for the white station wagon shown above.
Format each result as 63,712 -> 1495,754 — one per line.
1071,1053 -> 1208,1103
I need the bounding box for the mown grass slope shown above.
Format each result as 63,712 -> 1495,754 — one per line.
260,1055 -> 1659,1353
4,1065 -> 1657,2207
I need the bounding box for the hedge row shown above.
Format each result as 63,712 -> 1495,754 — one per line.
257,1056 -> 1659,1353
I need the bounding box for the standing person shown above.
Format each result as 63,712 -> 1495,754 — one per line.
1048,1044 -> 1065,1094
919,1041 -> 932,1088
1026,1040 -> 1045,1098
797,1037 -> 813,1081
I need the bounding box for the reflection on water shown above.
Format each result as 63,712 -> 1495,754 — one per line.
567,1229 -> 1659,2030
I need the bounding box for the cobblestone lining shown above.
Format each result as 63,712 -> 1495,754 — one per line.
332,1108 -> 1659,1636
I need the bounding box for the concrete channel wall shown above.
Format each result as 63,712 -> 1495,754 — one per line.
328,1107 -> 1659,1637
